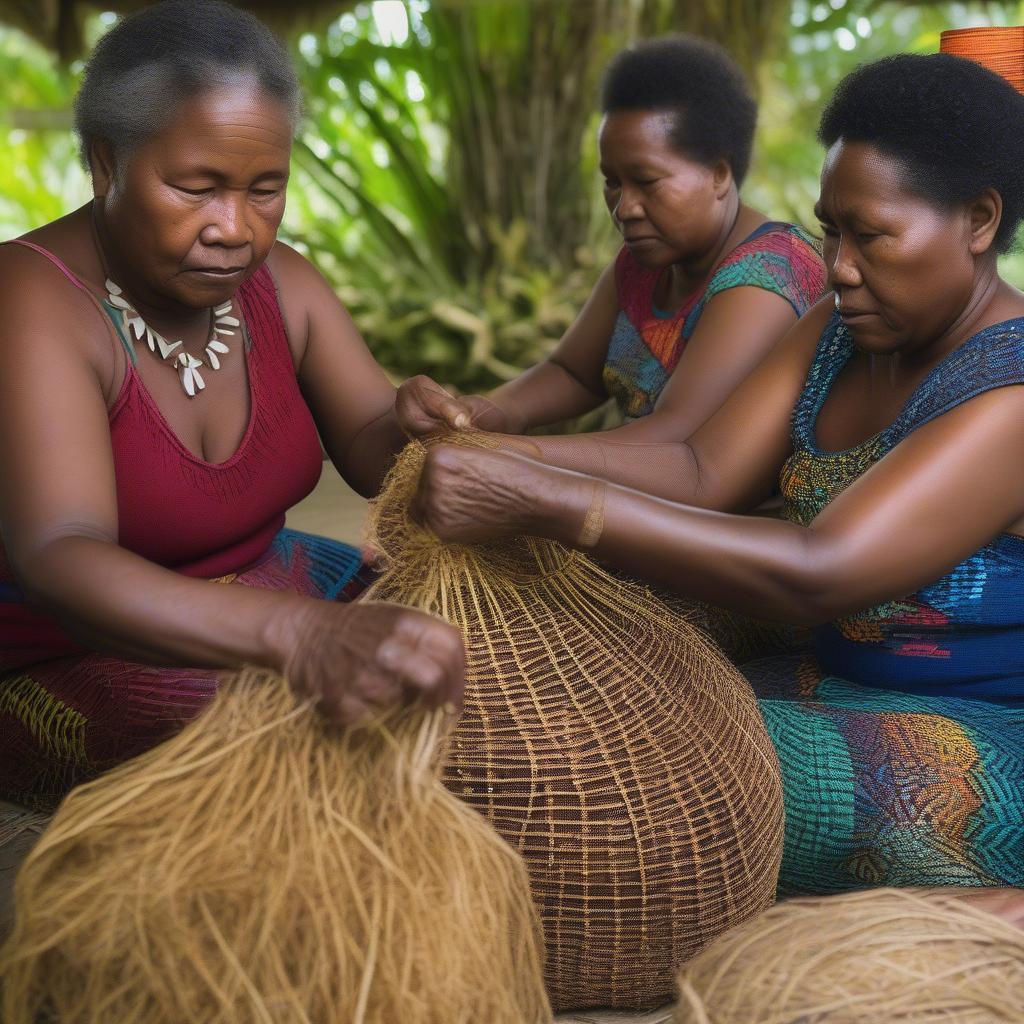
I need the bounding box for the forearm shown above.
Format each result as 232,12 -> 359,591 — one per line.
489,359 -> 606,431
543,482 -> 828,624
331,407 -> 408,498
17,535 -> 309,669
492,432 -> 712,506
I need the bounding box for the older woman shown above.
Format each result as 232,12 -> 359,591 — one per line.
398,35 -> 826,450
416,53 -> 1024,905
0,1 -> 463,809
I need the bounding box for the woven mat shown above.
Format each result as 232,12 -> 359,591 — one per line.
0,800 -> 51,942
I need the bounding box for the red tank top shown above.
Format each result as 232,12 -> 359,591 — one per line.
0,241 -> 324,668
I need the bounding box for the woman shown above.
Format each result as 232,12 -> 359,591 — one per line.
415,53 -> 1024,905
0,1 -> 463,810
397,36 -> 827,454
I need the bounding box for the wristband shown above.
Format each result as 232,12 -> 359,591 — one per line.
576,481 -> 606,549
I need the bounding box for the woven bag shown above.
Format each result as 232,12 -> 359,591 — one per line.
366,442 -> 785,1010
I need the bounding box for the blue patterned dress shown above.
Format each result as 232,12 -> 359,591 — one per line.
744,312 -> 1024,894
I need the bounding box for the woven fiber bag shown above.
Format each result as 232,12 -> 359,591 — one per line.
365,442 -> 785,1010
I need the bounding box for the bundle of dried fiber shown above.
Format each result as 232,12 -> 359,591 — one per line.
0,668 -> 551,1024
673,887 -> 1024,1023
365,441 -> 785,1010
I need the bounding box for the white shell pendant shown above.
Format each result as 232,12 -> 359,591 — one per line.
177,352 -> 206,397
127,316 -> 146,342
157,336 -> 182,360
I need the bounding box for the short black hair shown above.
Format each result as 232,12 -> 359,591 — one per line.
74,0 -> 300,169
818,53 -> 1024,253
600,35 -> 758,186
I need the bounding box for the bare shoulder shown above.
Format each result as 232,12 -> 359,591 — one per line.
263,241 -> 346,365
791,292 -> 835,338
264,240 -> 332,294
760,292 -> 835,371
0,242 -> 111,376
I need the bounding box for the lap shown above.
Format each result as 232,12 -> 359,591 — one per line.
744,654 -> 1024,893
0,530 -> 372,808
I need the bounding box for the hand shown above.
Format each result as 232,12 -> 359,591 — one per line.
947,886 -> 1024,930
395,375 -> 525,438
413,443 -> 586,545
273,600 -> 465,725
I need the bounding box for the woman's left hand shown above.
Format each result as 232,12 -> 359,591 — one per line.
413,444 -> 587,545
395,375 -> 524,438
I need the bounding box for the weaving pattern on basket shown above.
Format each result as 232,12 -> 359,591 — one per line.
365,441 -> 786,1010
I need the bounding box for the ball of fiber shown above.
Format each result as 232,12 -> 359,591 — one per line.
673,888 -> 1024,1023
0,670 -> 551,1024
366,441 -> 786,1010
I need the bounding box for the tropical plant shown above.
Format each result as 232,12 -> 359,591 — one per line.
283,1 -> 628,391
0,24 -> 87,237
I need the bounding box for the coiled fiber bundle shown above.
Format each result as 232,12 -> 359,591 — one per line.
673,888 -> 1024,1023
0,669 -> 551,1024
365,441 -> 785,1010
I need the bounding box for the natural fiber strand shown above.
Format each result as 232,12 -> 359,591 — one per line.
364,440 -> 785,1010
0,669 -> 552,1024
672,887 -> 1024,1023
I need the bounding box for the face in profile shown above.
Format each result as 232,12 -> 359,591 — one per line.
94,80 -> 292,311
598,109 -> 731,271
816,139 -> 992,355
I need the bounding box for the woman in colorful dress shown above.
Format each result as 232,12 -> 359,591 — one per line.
0,1 -> 463,809
397,36 -> 827,453
414,53 -> 1024,912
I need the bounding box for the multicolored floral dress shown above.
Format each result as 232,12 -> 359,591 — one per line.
745,312 -> 1024,893
602,222 -> 827,420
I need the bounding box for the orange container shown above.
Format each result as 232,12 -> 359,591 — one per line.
940,26 -> 1024,93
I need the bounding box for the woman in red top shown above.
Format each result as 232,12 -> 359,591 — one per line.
0,1 -> 462,808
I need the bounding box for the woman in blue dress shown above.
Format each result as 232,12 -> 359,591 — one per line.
412,53 -> 1024,920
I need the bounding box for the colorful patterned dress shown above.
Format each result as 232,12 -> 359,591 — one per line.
0,242 -> 373,810
602,222 -> 827,420
745,312 -> 1024,893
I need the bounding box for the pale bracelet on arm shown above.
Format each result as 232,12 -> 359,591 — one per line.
576,480 -> 607,549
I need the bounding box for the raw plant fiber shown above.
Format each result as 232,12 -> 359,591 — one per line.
0,668 -> 552,1024
364,440 -> 786,1011
673,887 -> 1024,1023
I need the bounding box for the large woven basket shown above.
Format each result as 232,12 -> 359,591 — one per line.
366,443 -> 785,1010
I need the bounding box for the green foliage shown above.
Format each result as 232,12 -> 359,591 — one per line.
0,27 -> 88,237
281,1 -> 618,390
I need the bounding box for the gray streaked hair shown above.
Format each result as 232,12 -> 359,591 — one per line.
74,0 -> 301,170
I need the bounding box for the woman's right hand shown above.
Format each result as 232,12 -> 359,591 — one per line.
272,600 -> 465,725
395,375 -> 525,437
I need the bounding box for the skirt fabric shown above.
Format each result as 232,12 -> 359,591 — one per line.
0,529 -> 373,809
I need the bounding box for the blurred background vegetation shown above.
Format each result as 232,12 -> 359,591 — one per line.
2,0 -> 1023,393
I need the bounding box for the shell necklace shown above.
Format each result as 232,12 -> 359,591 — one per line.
103,279 -> 239,398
